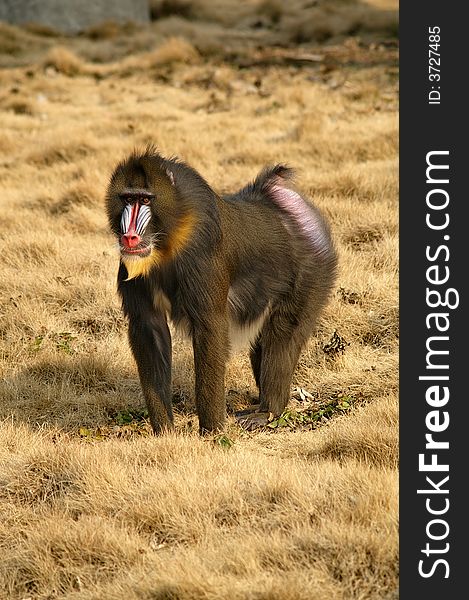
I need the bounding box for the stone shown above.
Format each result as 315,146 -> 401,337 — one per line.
0,0 -> 150,34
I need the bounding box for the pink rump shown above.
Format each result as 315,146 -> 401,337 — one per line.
270,184 -> 330,256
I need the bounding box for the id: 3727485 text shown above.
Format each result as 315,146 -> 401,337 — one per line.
428,26 -> 441,105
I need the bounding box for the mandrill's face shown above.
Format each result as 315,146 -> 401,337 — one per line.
118,190 -> 154,259
106,156 -> 196,280
107,188 -> 163,280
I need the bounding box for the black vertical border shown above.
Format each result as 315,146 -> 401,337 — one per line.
400,3 -> 466,598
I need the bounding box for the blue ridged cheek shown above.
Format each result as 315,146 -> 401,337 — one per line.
136,205 -> 152,235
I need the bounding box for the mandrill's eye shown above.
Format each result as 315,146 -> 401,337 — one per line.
141,197 -> 151,205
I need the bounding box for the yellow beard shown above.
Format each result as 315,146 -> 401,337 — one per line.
122,250 -> 162,281
122,212 -> 196,281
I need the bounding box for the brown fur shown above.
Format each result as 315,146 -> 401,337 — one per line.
106,147 -> 338,433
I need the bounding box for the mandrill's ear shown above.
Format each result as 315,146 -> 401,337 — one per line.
165,169 -> 175,186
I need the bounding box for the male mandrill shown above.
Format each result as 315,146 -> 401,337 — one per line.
106,147 -> 337,434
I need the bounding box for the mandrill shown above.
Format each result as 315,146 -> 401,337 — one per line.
106,147 -> 337,434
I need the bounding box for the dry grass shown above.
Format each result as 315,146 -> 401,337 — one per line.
0,1 -> 398,598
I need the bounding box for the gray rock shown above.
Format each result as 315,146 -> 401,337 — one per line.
0,0 -> 150,33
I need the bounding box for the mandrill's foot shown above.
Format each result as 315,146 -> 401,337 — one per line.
235,405 -> 271,431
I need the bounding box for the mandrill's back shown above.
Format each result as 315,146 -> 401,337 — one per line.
222,167 -> 337,290
222,165 -> 336,270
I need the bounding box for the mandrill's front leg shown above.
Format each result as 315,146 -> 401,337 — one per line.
118,267 -> 173,434
192,311 -> 229,434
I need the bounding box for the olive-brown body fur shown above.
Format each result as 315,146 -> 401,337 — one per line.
106,148 -> 337,434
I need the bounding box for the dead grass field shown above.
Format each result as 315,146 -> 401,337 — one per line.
0,1 -> 398,598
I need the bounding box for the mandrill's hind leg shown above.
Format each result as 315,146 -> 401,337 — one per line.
239,340 -> 262,408
257,326 -> 304,415
249,339 -> 262,392
238,308 -> 309,430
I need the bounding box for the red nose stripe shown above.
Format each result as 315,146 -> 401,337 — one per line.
122,203 -> 141,249
128,203 -> 139,233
